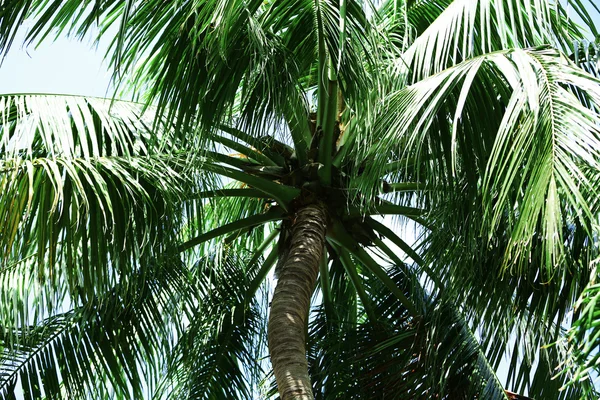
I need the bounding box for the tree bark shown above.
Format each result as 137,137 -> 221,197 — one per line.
268,202 -> 327,400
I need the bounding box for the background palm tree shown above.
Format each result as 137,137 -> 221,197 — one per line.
1,0 -> 600,399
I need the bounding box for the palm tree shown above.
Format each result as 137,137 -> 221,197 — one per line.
1,0 -> 600,399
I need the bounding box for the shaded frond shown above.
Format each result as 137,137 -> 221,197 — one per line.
154,249 -> 274,399
559,269 -> 600,395
0,257 -> 193,400
307,251 -> 512,399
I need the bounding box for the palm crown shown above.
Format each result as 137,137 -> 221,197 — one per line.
1,0 -> 600,399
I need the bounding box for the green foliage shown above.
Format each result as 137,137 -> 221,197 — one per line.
0,258 -> 194,399
1,0 -> 600,398
153,251 -> 272,399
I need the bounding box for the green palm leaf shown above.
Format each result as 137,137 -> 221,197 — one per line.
0,95 -> 202,329
393,0 -> 595,82
154,248 -> 276,399
0,258 -> 193,400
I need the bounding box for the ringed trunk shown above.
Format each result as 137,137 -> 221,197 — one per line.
268,202 -> 328,400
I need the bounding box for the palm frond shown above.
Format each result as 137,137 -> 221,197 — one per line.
0,95 -> 207,328
391,0 -> 596,83
109,0 -> 303,140
0,257 -> 192,400
364,47 -> 600,273
306,250 -> 513,399
154,249 -> 274,399
421,191 -> 598,399
559,268 -> 600,395
179,180 -> 280,257
370,214 -> 598,399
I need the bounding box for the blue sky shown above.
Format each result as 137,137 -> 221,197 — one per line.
0,23 -> 113,97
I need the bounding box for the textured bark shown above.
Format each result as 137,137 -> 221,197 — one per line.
268,203 -> 327,400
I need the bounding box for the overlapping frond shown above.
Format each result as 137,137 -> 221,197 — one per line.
306,252 -> 515,399
559,265 -> 600,394
0,94 -> 204,331
0,1 -> 294,134
357,44 -> 600,396
154,250 -> 274,399
391,0 -> 596,83
571,37 -> 600,104
1,1 -> 392,151
416,179 -> 599,398
0,258 -> 193,400
364,47 -> 600,273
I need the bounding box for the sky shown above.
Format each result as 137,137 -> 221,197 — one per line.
0,24 -> 113,97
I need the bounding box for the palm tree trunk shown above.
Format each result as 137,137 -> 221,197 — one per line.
268,202 -> 327,400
